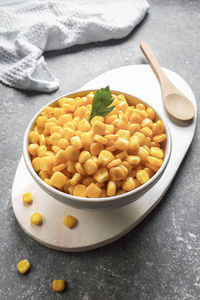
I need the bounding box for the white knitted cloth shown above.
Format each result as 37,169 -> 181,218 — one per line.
0,0 -> 149,92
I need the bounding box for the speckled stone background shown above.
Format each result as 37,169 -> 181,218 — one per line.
0,0 -> 200,299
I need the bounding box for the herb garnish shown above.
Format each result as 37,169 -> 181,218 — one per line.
89,86 -> 115,122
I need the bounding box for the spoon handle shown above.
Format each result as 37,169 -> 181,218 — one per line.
140,41 -> 176,98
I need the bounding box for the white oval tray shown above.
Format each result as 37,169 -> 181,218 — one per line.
12,65 -> 197,252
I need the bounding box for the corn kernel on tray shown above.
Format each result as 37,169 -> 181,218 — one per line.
28,91 -> 167,198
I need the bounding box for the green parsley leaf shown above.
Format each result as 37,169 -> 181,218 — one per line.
89,86 -> 115,122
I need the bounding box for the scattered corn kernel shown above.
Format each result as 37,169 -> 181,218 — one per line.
17,259 -> 31,274
23,192 -> 33,204
63,215 -> 77,228
30,212 -> 43,225
52,280 -> 66,293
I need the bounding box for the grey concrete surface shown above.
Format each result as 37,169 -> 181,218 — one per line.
0,0 -> 200,299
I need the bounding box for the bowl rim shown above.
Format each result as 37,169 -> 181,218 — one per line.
23,89 -> 172,206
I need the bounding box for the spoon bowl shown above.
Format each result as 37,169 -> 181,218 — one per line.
140,41 -> 195,121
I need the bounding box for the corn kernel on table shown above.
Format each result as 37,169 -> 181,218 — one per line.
1,0 -> 200,299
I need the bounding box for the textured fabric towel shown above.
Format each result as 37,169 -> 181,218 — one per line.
0,0 -> 149,93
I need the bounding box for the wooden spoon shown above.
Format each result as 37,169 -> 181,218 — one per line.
140,41 -> 194,121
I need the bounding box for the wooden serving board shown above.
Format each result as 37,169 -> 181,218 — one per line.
12,65 -> 197,252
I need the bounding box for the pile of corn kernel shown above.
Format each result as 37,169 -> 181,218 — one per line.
28,92 -> 166,198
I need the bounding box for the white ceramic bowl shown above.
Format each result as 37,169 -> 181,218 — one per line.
23,90 -> 172,210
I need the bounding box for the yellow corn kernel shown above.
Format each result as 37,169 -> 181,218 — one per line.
126,155 -> 140,165
105,145 -> 116,152
75,162 -> 85,175
140,127 -> 153,137
120,165 -> 129,178
30,212 -> 43,225
118,115 -> 128,130
104,134 -> 118,141
107,181 -> 116,196
144,167 -> 155,178
115,151 -> 128,160
104,114 -> 118,124
115,137 -> 129,151
141,118 -> 153,129
73,184 -> 87,197
52,163 -> 66,173
84,159 -> 98,175
129,123 -> 141,135
49,133 -> 62,145
28,144 -> 39,156
39,134 -> 45,146
144,137 -> 151,147
63,121 -> 76,130
82,177 -> 95,187
58,114 -> 72,125
70,173 -> 81,185
86,183 -> 102,198
23,192 -> 33,204
122,177 -> 136,191
57,138 -> 69,150
78,150 -> 91,163
150,147 -> 164,159
36,116 -> 48,128
147,107 -> 155,120
90,143 -> 104,156
138,146 -> 149,160
93,135 -> 107,145
44,178 -> 54,187
105,124 -> 115,134
17,259 -> 31,274
129,136 -> 139,150
50,125 -> 63,135
28,131 -> 39,144
156,120 -> 165,134
136,170 -> 150,184
134,132 -> 145,145
65,146 -> 79,161
117,129 -> 130,139
50,172 -> 67,188
52,145 -> 61,153
81,132 -> 93,146
98,150 -> 114,166
77,119 -> 91,132
153,134 -> 167,143
54,150 -> 66,164
150,141 -> 161,148
47,117 -> 57,123
93,167 -> 109,183
135,108 -> 148,119
63,103 -> 75,113
90,116 -> 104,126
107,158 -> 121,168
136,103 -> 146,110
37,145 -> 47,157
66,161 -> 76,173
52,280 -> 66,293
70,136 -> 83,150
63,215 -> 77,229
32,157 -> 40,172
110,166 -> 126,181
63,127 -> 74,140
145,162 -> 160,173
129,113 -> 142,124
39,170 -> 48,180
147,156 -> 163,167
92,120 -> 106,135
67,185 -> 74,195
117,101 -> 129,112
